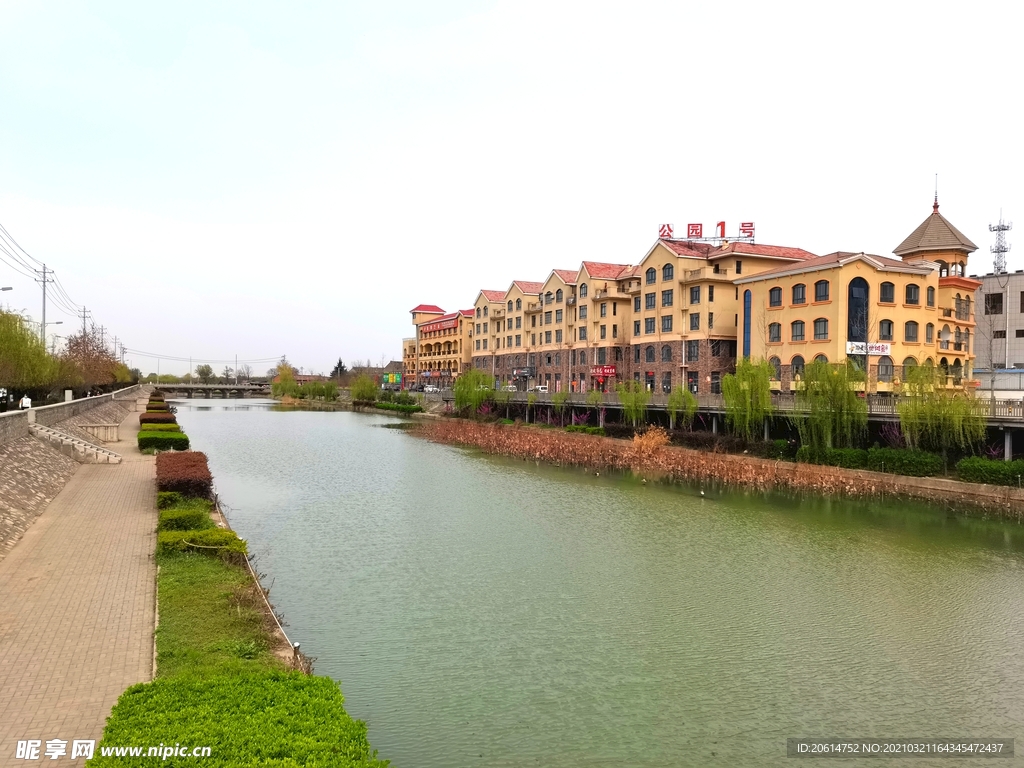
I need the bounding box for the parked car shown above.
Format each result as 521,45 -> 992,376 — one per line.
529,385 -> 549,393
502,384 -> 518,392
423,385 -> 439,393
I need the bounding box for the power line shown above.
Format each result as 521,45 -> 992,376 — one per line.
121,347 -> 282,365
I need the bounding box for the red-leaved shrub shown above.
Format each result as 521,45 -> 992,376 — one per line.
156,451 -> 213,499
141,412 -> 177,425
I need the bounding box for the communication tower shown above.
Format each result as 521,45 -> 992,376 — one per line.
989,212 -> 1012,274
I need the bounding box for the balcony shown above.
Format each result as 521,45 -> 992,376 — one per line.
491,308 -> 505,318
567,296 -> 576,305
525,302 -> 542,313
685,267 -> 730,281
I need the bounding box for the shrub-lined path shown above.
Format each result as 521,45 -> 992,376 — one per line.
0,410 -> 155,766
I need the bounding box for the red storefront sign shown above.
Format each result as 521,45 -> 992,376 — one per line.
590,365 -> 617,378
421,317 -> 459,333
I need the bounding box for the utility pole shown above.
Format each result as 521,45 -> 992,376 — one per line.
35,263 -> 54,344
235,355 -> 238,385
99,325 -> 106,350
79,306 -> 89,336
989,213 -> 1012,369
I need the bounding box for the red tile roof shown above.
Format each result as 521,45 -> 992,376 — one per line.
511,280 -> 544,294
480,289 -> 506,302
710,242 -> 817,261
580,261 -> 633,279
552,269 -> 578,284
659,239 -> 715,258
410,304 -> 445,314
460,309 -> 474,317
735,251 -> 930,282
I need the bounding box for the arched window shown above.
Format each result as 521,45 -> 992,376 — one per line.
880,281 -> 895,303
938,261 -> 949,278
545,291 -> 553,305
814,354 -> 828,363
813,317 -> 828,340
848,277 -> 869,343
964,329 -> 970,353
903,356 -> 918,369
955,327 -> 962,344
483,306 -> 488,316
768,322 -> 781,343
791,320 -> 805,341
924,357 -> 933,367
516,298 -> 522,311
905,321 -> 919,342
661,345 -> 672,362
791,355 -> 805,378
579,283 -> 588,298
507,300 -> 513,311
662,263 -> 674,281
645,346 -> 655,363
579,350 -> 586,365
814,280 -> 829,302
925,323 -> 934,344
879,319 -> 893,341
951,359 -> 963,383
646,267 -> 657,285
769,287 -> 783,307
905,283 -> 920,305
877,355 -> 894,382
556,289 -> 563,303
792,283 -> 806,304
927,286 -> 935,307
768,356 -> 781,380
476,307 -> 481,318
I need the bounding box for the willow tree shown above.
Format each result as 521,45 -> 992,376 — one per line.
0,310 -> 61,396
666,385 -> 697,430
721,358 -> 774,441
795,360 -> 867,456
586,387 -> 605,427
615,380 -> 650,429
453,368 -> 492,414
897,364 -> 985,468
551,389 -> 569,426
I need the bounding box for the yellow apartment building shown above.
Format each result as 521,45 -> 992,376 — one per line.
736,200 -> 979,391
408,304 -> 473,387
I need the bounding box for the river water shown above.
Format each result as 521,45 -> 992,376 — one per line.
174,400 -> 1024,767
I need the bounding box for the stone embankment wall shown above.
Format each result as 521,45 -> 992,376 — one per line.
30,384 -> 141,429
419,420 -> 1024,520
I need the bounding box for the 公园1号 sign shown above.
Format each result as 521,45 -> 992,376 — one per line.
846,342 -> 891,356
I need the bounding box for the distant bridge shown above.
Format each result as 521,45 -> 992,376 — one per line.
156,383 -> 272,399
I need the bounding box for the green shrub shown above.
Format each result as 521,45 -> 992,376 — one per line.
157,528 -> 246,558
157,491 -> 184,509
158,500 -> 215,531
373,402 -> 423,414
957,457 -> 1024,486
795,446 -> 868,468
138,423 -> 181,432
140,412 -> 177,425
91,673 -> 388,767
147,403 -> 170,412
867,447 -> 942,477
565,425 -> 606,436
156,452 -> 213,498
138,431 -> 190,451
350,374 -> 378,402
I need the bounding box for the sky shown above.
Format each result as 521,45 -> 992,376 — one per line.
1,0 -> 1022,376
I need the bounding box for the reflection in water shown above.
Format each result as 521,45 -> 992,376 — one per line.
175,403 -> 1024,768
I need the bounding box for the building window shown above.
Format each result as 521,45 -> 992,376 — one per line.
878,355 -> 894,382
769,287 -> 782,307
507,300 -> 513,312
645,317 -> 655,334
662,315 -> 673,332
634,296 -> 641,312
483,322 -> 488,333
813,318 -> 828,340
516,298 -> 522,310
543,312 -> 551,325
600,303 -> 607,317
556,289 -> 563,303
576,327 -> 586,342
579,283 -> 588,298
634,320 -> 641,335
814,280 -> 829,302
483,306 -> 488,317
475,339 -> 480,350
555,309 -> 563,323
645,346 -> 655,363
645,293 -> 656,310
791,320 -> 805,341
600,325 -> 606,340
994,330 -> 1006,339
814,354 -> 828,363
507,335 -> 512,347
985,293 -> 1004,315
879,320 -> 893,341
662,289 -> 674,307
880,282 -> 895,303
612,324 -> 618,338
768,322 -> 781,342
597,348 -> 606,365
532,316 -> 536,327
925,323 -> 934,344
689,313 -> 700,331
793,284 -> 806,304
708,285 -> 715,302
579,350 -> 587,365
662,263 -> 674,281
905,284 -> 920,305
904,321 -> 918,342
476,307 -> 481,318
660,344 -> 672,362
686,340 -> 700,362
555,330 -> 563,343
661,371 -> 672,393
791,355 -> 805,378
542,331 -> 549,344
579,306 -> 588,321
735,260 -> 743,275
646,267 -> 656,285
634,346 -> 640,363
690,286 -> 701,304
769,356 -> 782,380
711,371 -> 721,394
708,312 -> 714,329
515,334 -> 521,346
531,333 -> 537,345
927,286 -> 935,307
615,347 -> 623,361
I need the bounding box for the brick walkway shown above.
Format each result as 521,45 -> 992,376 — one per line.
0,411 -> 155,766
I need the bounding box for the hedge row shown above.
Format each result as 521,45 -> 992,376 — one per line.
156,452 -> 213,499
138,423 -> 181,432
373,402 -> 423,414
157,528 -> 246,558
564,425 -> 606,436
158,499 -> 215,532
795,446 -> 943,477
956,457 -> 1024,487
138,432 -> 190,451
140,412 -> 176,425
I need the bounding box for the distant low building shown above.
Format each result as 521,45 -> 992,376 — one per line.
272,373 -> 326,386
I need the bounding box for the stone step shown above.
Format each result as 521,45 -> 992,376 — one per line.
28,424 -> 122,465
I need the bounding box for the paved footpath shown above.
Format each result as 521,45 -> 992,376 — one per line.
0,411 -> 155,766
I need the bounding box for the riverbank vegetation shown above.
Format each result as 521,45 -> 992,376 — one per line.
94,449 -> 388,767
138,391 -> 191,452
0,310 -> 135,405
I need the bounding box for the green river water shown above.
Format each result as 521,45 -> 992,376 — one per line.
174,401 -> 1024,767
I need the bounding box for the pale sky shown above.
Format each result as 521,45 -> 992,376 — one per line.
1,1 -> 1021,375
